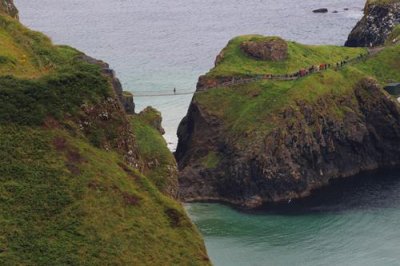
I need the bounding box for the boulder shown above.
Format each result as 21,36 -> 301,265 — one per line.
241,37 -> 288,61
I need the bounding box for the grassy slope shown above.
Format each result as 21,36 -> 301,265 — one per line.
0,13 -> 208,265
131,108 -> 178,194
208,35 -> 366,78
195,35 -> 400,149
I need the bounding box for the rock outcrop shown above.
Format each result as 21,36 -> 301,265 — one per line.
241,37 -> 288,61
176,77 -> 400,208
176,34 -> 400,209
0,0 -> 18,19
345,0 -> 400,47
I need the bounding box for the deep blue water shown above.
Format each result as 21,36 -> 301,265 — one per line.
15,1 -> 400,265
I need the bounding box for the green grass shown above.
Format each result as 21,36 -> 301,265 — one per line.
385,25 -> 400,46
201,152 -> 221,169
0,126 -> 209,265
207,35 -> 366,78
130,110 -> 178,194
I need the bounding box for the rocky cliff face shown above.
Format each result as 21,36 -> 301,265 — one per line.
176,78 -> 400,208
345,0 -> 400,47
0,0 -> 18,19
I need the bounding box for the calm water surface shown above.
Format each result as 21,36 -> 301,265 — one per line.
16,1 -> 400,265
187,172 -> 400,266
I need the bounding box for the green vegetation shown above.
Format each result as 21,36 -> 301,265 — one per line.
385,25 -> 400,46
195,35 -> 400,146
130,110 -> 177,193
0,126 -> 208,265
0,10 -> 209,265
367,0 -> 400,6
207,35 -> 366,78
201,152 -> 221,169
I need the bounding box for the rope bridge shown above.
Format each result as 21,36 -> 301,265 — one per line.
132,50 -> 375,98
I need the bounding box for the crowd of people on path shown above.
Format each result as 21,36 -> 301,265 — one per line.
216,52 -> 369,88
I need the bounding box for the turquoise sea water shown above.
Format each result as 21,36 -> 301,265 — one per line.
15,1 -> 400,265
187,172 -> 400,266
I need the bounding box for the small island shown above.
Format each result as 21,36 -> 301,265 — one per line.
176,11 -> 400,208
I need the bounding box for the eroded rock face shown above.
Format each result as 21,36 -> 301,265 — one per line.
79,54 -> 135,114
241,38 -> 288,61
0,0 -> 18,19
345,1 -> 400,47
176,78 -> 400,208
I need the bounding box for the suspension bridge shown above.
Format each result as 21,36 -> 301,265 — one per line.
132,48 -> 379,98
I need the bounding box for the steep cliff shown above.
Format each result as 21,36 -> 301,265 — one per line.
176,35 -> 400,208
0,5 -> 209,265
345,0 -> 400,47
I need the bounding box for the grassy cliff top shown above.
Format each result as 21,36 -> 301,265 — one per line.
206,35 -> 366,78
195,37 -> 400,145
0,14 -> 79,78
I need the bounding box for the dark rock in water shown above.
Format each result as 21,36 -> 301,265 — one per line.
345,1 -> 400,47
241,37 -> 288,61
344,8 -> 349,11
333,10 -> 339,13
313,8 -> 328,13
176,77 -> 400,209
